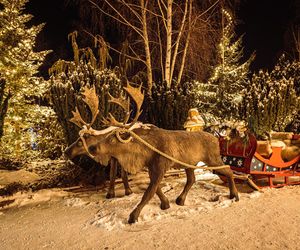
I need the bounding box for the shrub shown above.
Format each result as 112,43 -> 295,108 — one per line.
146,80 -> 197,130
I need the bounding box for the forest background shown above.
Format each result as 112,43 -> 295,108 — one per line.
0,0 -> 299,189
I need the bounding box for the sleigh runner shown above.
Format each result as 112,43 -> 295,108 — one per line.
219,133 -> 300,187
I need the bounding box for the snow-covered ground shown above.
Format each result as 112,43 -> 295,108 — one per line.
0,170 -> 299,249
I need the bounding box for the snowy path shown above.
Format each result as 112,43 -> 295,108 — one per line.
0,172 -> 300,250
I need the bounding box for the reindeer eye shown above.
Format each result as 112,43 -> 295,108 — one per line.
77,141 -> 83,147
88,145 -> 97,153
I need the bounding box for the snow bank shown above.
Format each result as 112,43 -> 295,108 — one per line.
89,175 -> 261,231
0,189 -> 70,209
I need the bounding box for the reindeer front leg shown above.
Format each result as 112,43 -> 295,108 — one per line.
121,167 -> 133,196
128,166 -> 165,224
106,158 -> 118,199
176,168 -> 195,206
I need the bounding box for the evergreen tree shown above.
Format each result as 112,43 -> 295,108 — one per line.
244,56 -> 300,138
0,78 -> 11,137
195,9 -> 254,122
0,0 -> 50,157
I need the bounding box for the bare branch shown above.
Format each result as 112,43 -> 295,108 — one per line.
88,0 -> 144,38
119,0 -> 143,23
126,2 -> 164,18
157,0 -> 168,31
191,0 -> 220,26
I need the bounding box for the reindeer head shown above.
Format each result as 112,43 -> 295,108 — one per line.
64,83 -> 144,161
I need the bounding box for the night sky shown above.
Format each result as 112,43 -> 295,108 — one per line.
26,0 -> 299,76
238,0 -> 297,70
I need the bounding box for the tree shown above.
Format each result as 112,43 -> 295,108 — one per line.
86,0 -> 225,94
0,0 -> 50,157
0,78 -> 11,137
195,8 -> 254,121
244,55 -> 300,138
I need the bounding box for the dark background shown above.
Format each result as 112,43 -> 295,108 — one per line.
26,0 -> 299,77
237,0 -> 298,70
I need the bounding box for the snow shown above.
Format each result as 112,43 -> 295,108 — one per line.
0,169 -> 261,233
1,171 -> 300,250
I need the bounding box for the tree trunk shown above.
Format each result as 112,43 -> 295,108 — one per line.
140,0 -> 153,94
0,79 -> 11,139
177,0 -> 193,84
165,0 -> 173,87
170,0 -> 189,84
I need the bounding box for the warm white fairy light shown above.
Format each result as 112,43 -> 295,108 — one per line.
194,8 -> 254,123
0,0 -> 51,158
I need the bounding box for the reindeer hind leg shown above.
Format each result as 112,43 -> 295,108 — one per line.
156,186 -> 170,210
128,166 -> 165,224
215,166 -> 239,201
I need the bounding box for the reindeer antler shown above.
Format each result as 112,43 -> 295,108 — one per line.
69,85 -> 99,129
124,83 -> 144,125
103,82 -> 144,128
70,107 -> 88,128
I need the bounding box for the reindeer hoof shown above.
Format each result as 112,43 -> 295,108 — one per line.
128,213 -> 138,224
125,189 -> 133,196
160,202 -> 170,210
106,192 -> 115,199
230,193 -> 239,201
175,197 -> 185,206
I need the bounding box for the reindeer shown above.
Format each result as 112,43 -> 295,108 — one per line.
65,84 -> 239,224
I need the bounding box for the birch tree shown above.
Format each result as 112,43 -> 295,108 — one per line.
88,0 -> 218,93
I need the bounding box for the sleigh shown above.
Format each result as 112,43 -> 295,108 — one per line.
219,133 -> 300,188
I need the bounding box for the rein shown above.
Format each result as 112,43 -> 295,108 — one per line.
79,134 -> 96,159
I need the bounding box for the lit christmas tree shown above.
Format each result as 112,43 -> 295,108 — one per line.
0,0 -> 50,157
195,9 -> 254,122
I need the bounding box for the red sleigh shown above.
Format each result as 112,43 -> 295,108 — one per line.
219,133 -> 300,187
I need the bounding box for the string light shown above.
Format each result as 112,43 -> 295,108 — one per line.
195,8 -> 253,123
0,0 -> 51,158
